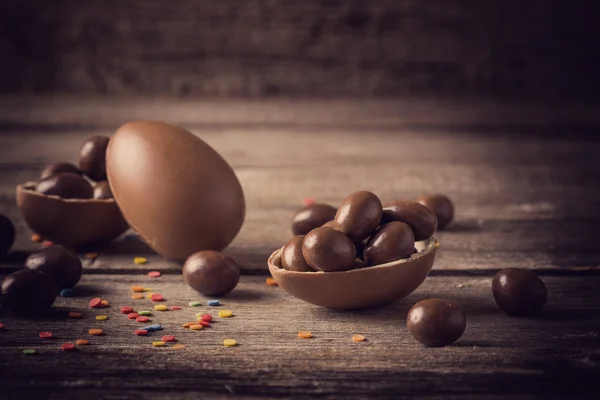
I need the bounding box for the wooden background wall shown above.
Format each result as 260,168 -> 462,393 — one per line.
1,0 -> 598,99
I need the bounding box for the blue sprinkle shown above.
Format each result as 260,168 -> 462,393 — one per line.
207,300 -> 220,306
60,288 -> 75,297
141,324 -> 163,332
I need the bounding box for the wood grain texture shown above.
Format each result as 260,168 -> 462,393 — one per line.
1,1 -> 599,98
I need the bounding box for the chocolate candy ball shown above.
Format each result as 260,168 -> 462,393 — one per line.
93,181 -> 113,199
352,258 -> 365,269
79,135 -> 110,181
363,221 -> 415,266
0,214 -> 15,257
183,250 -> 240,296
407,298 -> 466,347
35,172 -> 94,199
382,200 -> 438,241
281,235 -> 314,272
25,245 -> 83,289
416,194 -> 454,230
492,268 -> 547,317
302,226 -> 356,272
292,204 -> 337,236
0,269 -> 58,314
40,162 -> 81,180
334,191 -> 382,242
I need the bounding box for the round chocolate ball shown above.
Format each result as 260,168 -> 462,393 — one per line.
352,258 -> 365,269
407,298 -> 466,347
183,250 -> 240,296
292,204 -> 337,236
416,194 -> 454,230
35,172 -> 94,199
40,162 -> 81,180
492,268 -> 547,317
0,269 -> 58,314
382,200 -> 438,241
25,245 -> 83,289
79,135 -> 110,181
302,226 -> 356,272
93,181 -> 113,199
334,191 -> 383,242
0,213 -> 16,257
281,235 -> 314,272
363,221 -> 415,267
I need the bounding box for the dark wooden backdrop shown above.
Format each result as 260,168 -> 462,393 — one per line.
1,0 -> 599,99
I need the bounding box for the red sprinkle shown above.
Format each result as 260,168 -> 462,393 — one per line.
42,240 -> 54,247
150,294 -> 164,302
196,320 -> 210,327
136,316 -> 149,323
302,198 -> 315,206
200,314 -> 212,322
89,298 -> 102,308
148,271 -> 161,278
39,332 -> 53,339
0,323 -> 4,329
127,312 -> 140,320
61,343 -> 76,352
120,306 -> 134,314
161,335 -> 176,342
170,306 -> 182,311
135,330 -> 148,336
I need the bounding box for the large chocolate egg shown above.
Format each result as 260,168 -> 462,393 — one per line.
106,121 -> 245,262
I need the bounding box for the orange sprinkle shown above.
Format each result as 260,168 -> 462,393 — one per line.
352,334 -> 366,342
131,286 -> 145,293
266,277 -> 278,286
42,240 -> 54,247
68,312 -> 82,319
31,234 -> 42,242
88,329 -> 103,336
100,300 -> 110,307
172,344 -> 186,350
131,294 -> 144,300
189,324 -> 203,330
76,339 -> 89,346
182,322 -> 196,328
85,253 -> 98,259
297,331 -> 312,339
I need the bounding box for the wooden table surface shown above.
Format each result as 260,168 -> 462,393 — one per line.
1,98 -> 599,399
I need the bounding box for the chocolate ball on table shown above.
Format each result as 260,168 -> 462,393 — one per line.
183,250 -> 240,296
25,245 -> 83,289
416,194 -> 454,230
334,191 -> 383,242
382,200 -> 438,241
0,214 -> 15,257
40,162 -> 81,180
292,204 -> 337,236
302,226 -> 356,272
492,268 -> 547,317
407,298 -> 466,347
79,135 -> 110,181
93,181 -> 113,199
363,221 -> 415,266
0,269 -> 58,315
281,235 -> 315,272
35,173 -> 94,199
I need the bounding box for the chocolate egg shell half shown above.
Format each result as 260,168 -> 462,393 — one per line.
16,182 -> 129,248
268,237 -> 437,310
106,121 -> 245,262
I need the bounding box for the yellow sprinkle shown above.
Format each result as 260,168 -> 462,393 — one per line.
435,241 -> 440,248
154,304 -> 168,311
134,257 -> 147,265
76,339 -> 89,346
218,310 -> 233,318
144,288 -> 152,292
223,339 -> 237,347
131,294 -> 144,299
85,252 -> 98,259
147,293 -> 154,299
100,300 -> 110,307
190,324 -> 203,330
95,315 -> 109,321
172,344 -> 186,349
152,341 -> 166,347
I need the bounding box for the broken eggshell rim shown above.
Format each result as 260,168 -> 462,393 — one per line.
17,182 -> 118,204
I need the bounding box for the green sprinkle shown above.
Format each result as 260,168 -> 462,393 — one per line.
138,311 -> 153,316
188,301 -> 201,307
22,349 -> 36,355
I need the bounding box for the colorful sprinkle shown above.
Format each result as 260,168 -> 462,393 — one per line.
218,310 -> 233,318
162,335 -> 176,342
171,306 -> 182,311
297,331 -> 312,339
22,349 -> 36,355
182,322 -> 196,328
68,312 -> 82,319
42,240 -> 54,247
223,339 -> 237,347
100,300 -> 110,307
131,286 -> 145,293
62,343 -> 76,352
60,288 -> 75,297
152,341 -> 166,347
89,298 -> 102,308
141,324 -> 162,332
135,330 -> 148,336
136,316 -> 149,323
190,324 -> 203,330
96,315 -> 109,321
188,301 -> 201,307
76,339 -> 89,346
207,300 -> 220,306
302,198 -> 315,206
352,334 -> 366,342
39,332 -> 53,339
172,344 -> 186,350
148,271 -> 161,278
89,329 -> 103,336
127,312 -> 140,320
134,257 -> 147,265
266,277 -> 278,286
120,306 -> 134,314
138,311 -> 152,316
196,320 -> 210,327
150,294 -> 164,302
146,293 -> 154,299
199,314 -> 212,322
31,234 -> 42,242
131,294 -> 144,300
85,252 -> 98,259
144,288 -> 152,292
0,323 -> 4,329
154,304 -> 168,311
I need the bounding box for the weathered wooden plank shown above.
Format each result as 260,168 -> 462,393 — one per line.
0,275 -> 599,398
